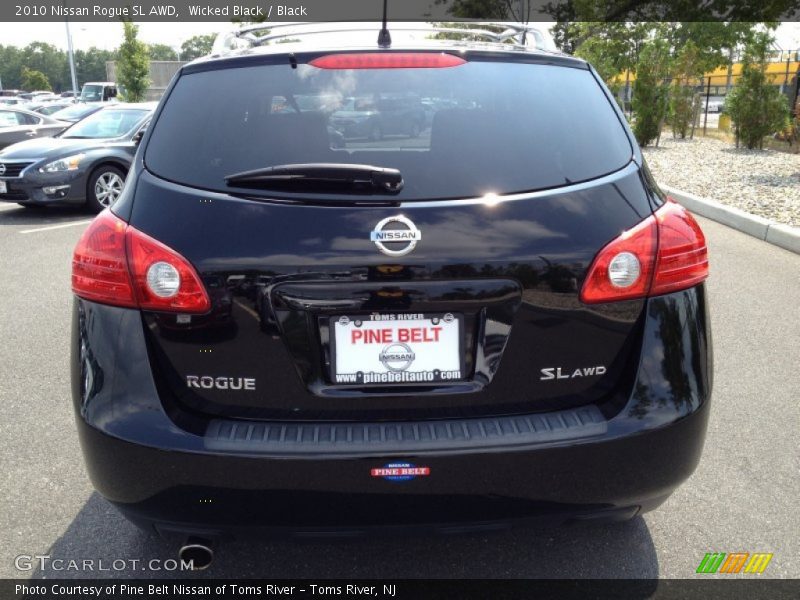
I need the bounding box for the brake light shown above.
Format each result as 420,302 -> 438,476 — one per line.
580,199 -> 708,304
309,52 -> 466,69
72,210 -> 210,313
650,200 -> 709,295
72,210 -> 136,308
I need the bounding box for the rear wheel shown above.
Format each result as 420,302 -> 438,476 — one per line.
87,166 -> 126,212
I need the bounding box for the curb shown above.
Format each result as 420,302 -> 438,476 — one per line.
661,185 -> 800,255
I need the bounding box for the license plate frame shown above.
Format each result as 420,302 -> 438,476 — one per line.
329,312 -> 465,386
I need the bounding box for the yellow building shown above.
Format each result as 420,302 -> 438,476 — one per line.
612,54 -> 800,98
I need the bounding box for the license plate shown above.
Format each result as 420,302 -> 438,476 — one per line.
0,181 -> 6,194
331,313 -> 463,385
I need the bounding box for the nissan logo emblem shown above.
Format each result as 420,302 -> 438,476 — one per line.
379,342 -> 416,372
369,215 -> 421,257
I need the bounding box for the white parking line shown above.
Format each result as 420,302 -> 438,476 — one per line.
0,204 -> 19,211
19,220 -> 93,234
234,299 -> 260,320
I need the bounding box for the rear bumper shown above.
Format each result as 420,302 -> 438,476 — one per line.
71,286 -> 712,534
76,400 -> 708,536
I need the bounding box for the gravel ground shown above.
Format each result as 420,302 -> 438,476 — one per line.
642,136 -> 800,227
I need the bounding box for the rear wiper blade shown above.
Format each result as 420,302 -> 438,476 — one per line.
225,163 -> 403,194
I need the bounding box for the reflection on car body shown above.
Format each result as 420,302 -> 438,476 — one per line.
330,93 -> 426,140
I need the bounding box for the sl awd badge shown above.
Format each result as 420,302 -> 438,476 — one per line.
370,215 -> 421,257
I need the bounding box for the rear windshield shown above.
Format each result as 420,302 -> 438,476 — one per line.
145,57 -> 632,200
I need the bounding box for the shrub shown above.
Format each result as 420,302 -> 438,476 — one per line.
669,85 -> 698,138
20,67 -> 51,91
669,42 -> 701,139
632,39 -> 672,146
725,32 -> 790,149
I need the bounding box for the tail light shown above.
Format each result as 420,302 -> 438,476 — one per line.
649,201 -> 710,295
580,198 -> 708,304
72,210 -> 210,313
309,53 -> 466,69
71,210 -> 136,308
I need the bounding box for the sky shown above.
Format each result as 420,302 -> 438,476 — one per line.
0,22 -> 228,53
0,21 -> 799,53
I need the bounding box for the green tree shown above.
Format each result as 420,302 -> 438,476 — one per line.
725,32 -> 791,149
665,22 -> 759,74
562,21 -> 760,79
429,22 -> 517,43
435,0 -> 511,19
669,41 -> 702,139
74,47 -> 117,86
21,67 -> 51,91
147,43 -> 178,61
180,34 -> 216,61
0,45 -> 24,89
632,38 -> 672,147
116,20 -> 150,102
21,42 -> 67,91
571,22 -> 650,108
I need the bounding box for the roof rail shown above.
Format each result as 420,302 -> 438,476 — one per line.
211,22 -> 556,56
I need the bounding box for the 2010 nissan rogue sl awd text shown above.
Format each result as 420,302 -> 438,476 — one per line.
70,24 -> 712,554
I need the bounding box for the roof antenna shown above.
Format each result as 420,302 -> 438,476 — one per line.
378,0 -> 391,47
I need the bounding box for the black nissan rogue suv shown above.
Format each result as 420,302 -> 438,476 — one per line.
71,24 -> 712,548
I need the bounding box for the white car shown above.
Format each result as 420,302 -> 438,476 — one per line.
703,98 -> 725,113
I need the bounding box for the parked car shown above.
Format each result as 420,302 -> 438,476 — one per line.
0,97 -> 27,106
18,90 -> 54,101
330,93 -> 426,140
61,90 -> 80,99
0,107 -> 67,150
0,103 -> 154,210
23,102 -> 74,116
703,97 -> 725,113
35,103 -> 75,116
48,103 -> 104,124
79,81 -> 119,103
70,26 -> 711,560
0,89 -> 23,97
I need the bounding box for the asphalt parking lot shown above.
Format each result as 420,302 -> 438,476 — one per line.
0,202 -> 797,579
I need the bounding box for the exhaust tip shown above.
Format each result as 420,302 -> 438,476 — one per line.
179,537 -> 214,571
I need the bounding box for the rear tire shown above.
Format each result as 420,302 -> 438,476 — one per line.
86,166 -> 126,212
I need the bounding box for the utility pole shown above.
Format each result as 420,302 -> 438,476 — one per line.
782,57 -> 791,95
725,47 -> 734,94
703,76 -> 711,137
64,1 -> 78,94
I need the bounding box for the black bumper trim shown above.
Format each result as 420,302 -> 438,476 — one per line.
204,405 -> 606,455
